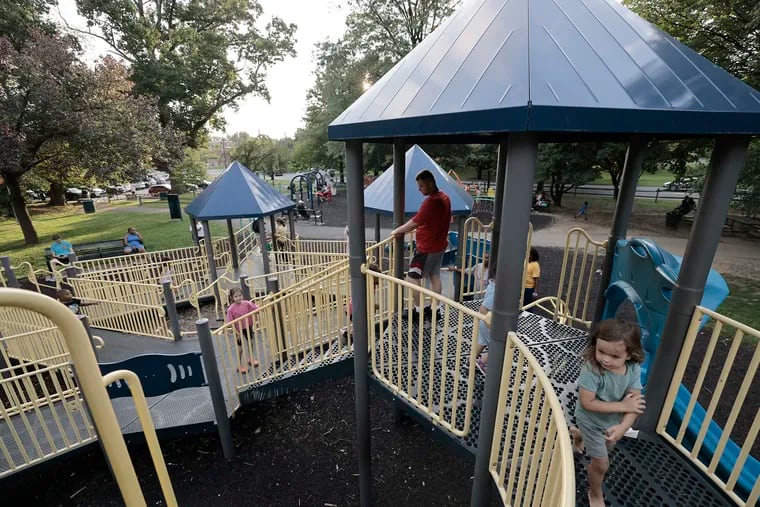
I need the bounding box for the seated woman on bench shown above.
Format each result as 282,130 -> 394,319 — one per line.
123,227 -> 146,254
296,200 -> 310,220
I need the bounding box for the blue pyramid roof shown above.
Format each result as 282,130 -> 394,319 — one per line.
364,145 -> 473,216
185,161 -> 295,220
329,0 -> 760,141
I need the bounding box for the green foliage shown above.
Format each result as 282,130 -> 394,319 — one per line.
76,0 -> 297,146
293,0 -> 459,175
625,0 -> 760,217
536,144 -> 600,206
0,31 -> 172,244
172,147 -> 209,193
0,0 -> 54,47
232,135 -> 291,177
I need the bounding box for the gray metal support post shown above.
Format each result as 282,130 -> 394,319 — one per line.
288,209 -> 296,242
257,219 -> 272,279
239,275 -> 251,301
226,219 -> 240,274
593,136 -> 646,323
375,214 -> 381,243
196,318 -> 235,459
346,140 -> 372,506
453,216 -> 466,301
65,253 -> 78,278
202,221 -> 222,308
0,256 -> 19,288
639,136 -> 749,432
488,141 -> 508,279
269,215 -> 278,252
393,142 -> 406,280
191,218 -> 200,245
471,133 -> 538,506
162,281 -> 182,340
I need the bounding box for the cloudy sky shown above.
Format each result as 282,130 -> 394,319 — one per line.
56,0 -> 349,138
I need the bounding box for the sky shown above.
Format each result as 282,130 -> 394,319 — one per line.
55,0 -> 349,139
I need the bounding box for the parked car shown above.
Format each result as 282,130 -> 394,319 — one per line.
65,187 -> 83,201
90,187 -> 105,197
132,181 -> 148,190
663,177 -> 697,192
197,180 -> 212,188
147,183 -> 171,195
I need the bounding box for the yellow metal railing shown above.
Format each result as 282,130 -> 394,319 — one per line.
489,332 -> 575,506
366,269 -> 482,437
211,264 -> 353,394
458,217 -> 493,301
67,278 -> 173,340
553,228 -> 607,328
0,288 -> 177,506
658,306 -> 760,506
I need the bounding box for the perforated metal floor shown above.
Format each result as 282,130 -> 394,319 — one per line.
370,304 -> 733,507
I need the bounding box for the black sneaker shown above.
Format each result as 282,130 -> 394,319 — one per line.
400,308 -> 421,323
422,307 -> 442,321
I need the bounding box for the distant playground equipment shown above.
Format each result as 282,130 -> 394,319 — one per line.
289,169 -> 329,209
602,238 -> 759,500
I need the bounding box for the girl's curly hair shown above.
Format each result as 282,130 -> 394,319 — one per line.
583,319 -> 645,372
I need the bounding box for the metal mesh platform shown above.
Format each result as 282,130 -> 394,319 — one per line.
369,303 -> 733,506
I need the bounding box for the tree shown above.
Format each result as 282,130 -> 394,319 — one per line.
173,147 -> 208,192
74,0 -> 297,147
625,0 -> 760,215
0,0 -> 54,48
231,134 -> 290,177
536,143 -> 600,207
294,0 -> 459,174
0,31 -> 170,244
345,0 -> 460,61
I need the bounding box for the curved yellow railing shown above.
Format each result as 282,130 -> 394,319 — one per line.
490,332 -> 575,506
0,288 -> 176,506
555,227 -> 607,328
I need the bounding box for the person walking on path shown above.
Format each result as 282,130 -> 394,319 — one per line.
391,169 -> 451,319
576,201 -> 589,220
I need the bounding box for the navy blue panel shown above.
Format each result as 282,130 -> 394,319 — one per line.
328,0 -> 760,140
363,145 -> 473,216
99,352 -> 206,399
185,161 -> 296,220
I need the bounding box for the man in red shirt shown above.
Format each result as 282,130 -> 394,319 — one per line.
391,169 -> 451,319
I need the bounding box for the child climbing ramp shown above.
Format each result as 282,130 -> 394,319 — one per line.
226,288 -> 259,374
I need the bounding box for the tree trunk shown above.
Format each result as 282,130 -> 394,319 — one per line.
48,181 -> 66,206
6,173 -> 39,245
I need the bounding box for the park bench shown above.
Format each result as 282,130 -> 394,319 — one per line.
44,239 -> 126,262
293,206 -> 324,226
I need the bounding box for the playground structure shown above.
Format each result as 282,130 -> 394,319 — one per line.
289,169 -> 329,209
4,0 -> 760,501
1,218 -> 758,504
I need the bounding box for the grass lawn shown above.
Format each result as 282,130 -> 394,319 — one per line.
592,169 -> 673,187
0,200 -> 233,270
719,275 -> 760,337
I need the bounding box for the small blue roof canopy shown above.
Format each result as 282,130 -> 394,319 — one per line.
185,161 -> 295,220
364,145 -> 474,216
328,0 -> 760,142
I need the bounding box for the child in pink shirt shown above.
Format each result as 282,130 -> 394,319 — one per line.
225,288 -> 259,373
